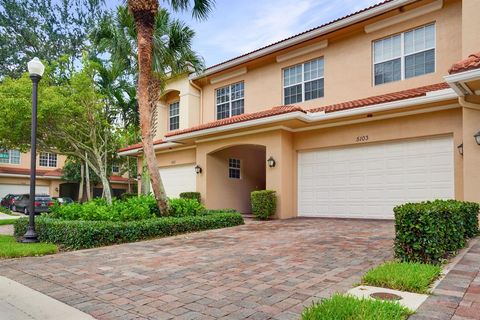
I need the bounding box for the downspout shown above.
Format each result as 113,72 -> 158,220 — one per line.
189,79 -> 203,124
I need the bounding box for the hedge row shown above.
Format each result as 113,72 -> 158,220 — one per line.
251,190 -> 276,220
14,212 -> 244,250
394,200 -> 479,264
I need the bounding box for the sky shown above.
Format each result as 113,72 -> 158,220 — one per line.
105,0 -> 382,67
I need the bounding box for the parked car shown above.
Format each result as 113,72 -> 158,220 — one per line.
52,197 -> 74,205
14,194 -> 54,214
1,194 -> 20,210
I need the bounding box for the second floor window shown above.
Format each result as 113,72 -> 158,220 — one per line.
216,82 -> 244,120
0,149 -> 20,164
373,23 -> 435,86
39,152 -> 57,167
112,164 -> 120,174
283,57 -> 324,104
169,102 -> 180,131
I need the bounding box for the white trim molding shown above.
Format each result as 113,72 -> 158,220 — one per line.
444,68 -> 480,96
364,0 -> 443,33
276,40 -> 328,63
118,141 -> 183,157
209,67 -> 247,85
0,173 -> 62,180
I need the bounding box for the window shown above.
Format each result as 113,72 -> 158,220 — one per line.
228,158 -> 241,179
373,23 -> 435,85
0,149 -> 20,164
169,102 -> 180,131
112,164 -> 120,174
283,57 -> 324,104
39,152 -> 57,167
216,82 -> 244,120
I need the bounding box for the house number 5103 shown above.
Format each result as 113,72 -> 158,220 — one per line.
356,135 -> 369,142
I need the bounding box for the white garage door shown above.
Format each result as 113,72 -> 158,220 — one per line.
298,136 -> 454,219
159,164 -> 196,198
0,185 -> 50,198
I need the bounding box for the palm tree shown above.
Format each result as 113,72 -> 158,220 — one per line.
101,1 -> 211,213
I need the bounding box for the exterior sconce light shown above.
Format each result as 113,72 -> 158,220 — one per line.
136,174 -> 142,181
267,156 -> 276,168
457,143 -> 464,156
195,165 -> 202,174
474,131 -> 480,146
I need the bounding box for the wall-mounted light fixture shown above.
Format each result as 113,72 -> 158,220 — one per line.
474,131 -> 480,146
457,143 -> 464,156
195,165 -> 202,174
267,156 -> 276,168
137,174 -> 142,181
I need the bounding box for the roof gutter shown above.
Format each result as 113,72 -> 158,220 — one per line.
118,141 -> 183,157
444,69 -> 480,96
190,0 -> 417,80
0,173 -> 62,180
165,88 -> 457,142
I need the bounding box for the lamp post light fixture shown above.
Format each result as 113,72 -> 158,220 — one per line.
22,58 -> 44,243
474,131 -> 480,146
194,165 -> 202,174
457,143 -> 464,156
267,156 -> 276,168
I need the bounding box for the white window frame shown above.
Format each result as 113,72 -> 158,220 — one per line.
39,152 -> 57,168
168,101 -> 180,131
215,81 -> 244,120
282,57 -> 325,104
228,158 -> 241,180
0,149 -> 20,165
112,164 -> 120,174
372,23 -> 436,86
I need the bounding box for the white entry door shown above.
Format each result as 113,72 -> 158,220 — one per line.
298,136 -> 454,219
158,164 -> 196,198
0,184 -> 50,198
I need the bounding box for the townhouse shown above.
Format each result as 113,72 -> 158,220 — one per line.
120,0 -> 480,219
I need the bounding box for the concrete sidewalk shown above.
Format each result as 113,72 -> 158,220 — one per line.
0,212 -> 20,220
0,276 -> 95,320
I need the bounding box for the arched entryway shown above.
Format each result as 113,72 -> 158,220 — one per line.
206,144 -> 266,213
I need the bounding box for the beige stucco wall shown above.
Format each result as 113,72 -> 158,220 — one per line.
461,0 -> 480,56
0,150 -> 66,170
206,145 -> 266,213
461,106 -> 480,203
0,177 -> 61,197
198,0 -> 461,123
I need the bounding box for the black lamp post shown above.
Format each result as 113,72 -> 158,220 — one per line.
22,57 -> 44,243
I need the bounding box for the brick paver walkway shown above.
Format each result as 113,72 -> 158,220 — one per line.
411,238 -> 480,320
0,218 -> 393,320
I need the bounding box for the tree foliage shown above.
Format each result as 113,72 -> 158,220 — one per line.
0,0 -> 105,79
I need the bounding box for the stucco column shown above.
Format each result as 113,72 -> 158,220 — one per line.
461,0 -> 480,56
179,92 -> 200,130
266,131 -> 295,219
461,102 -> 480,202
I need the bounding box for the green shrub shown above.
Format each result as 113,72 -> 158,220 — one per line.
120,193 -> 138,200
251,190 -> 276,220
179,192 -> 201,203
14,212 -> 244,249
204,208 -> 237,214
50,195 -> 158,221
394,199 -> 479,264
169,198 -> 205,217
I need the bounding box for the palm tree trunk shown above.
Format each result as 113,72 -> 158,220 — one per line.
129,1 -> 169,214
78,161 -> 84,202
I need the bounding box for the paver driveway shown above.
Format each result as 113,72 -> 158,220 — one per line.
0,218 -> 394,320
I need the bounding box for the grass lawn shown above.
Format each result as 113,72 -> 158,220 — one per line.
362,261 -> 441,293
0,235 -> 58,259
0,219 -> 18,226
302,294 -> 412,320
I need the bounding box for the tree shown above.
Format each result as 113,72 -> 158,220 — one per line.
0,0 -> 105,79
126,0 -> 212,214
0,64 -> 121,204
62,157 -> 101,201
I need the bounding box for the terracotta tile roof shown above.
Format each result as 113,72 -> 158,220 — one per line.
118,139 -> 164,153
165,106 -> 305,137
0,167 -> 63,177
203,0 -> 395,73
309,82 -> 451,113
448,52 -> 480,75
120,83 -> 451,149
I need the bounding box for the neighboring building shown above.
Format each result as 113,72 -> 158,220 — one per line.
120,0 -> 480,219
0,150 -> 135,199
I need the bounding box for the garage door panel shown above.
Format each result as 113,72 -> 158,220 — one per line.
158,164 -> 196,198
298,136 -> 454,219
0,185 -> 50,198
